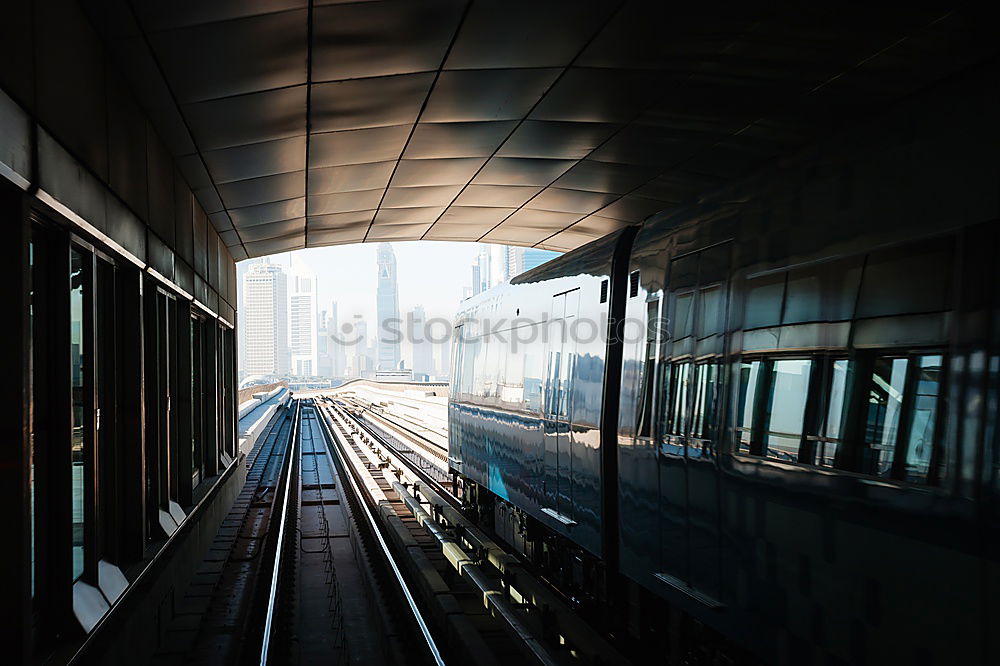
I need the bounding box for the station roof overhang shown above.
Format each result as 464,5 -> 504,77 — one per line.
81,2 -> 995,259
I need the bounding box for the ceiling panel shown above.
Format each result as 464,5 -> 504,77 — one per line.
391,158 -> 486,187
229,198 -> 306,227
452,184 -> 542,207
497,120 -> 619,160
312,0 -> 465,80
307,210 -> 374,231
525,187 -> 619,214
373,207 -> 445,225
308,161 -> 395,194
311,73 -> 435,132
149,9 -> 307,103
382,185 -> 464,208
435,206 -> 516,226
245,232 -> 306,255
445,1 -> 615,69
309,125 -> 410,168
86,3 -> 996,256
184,85 -> 306,151
310,189 -> 384,215
237,217 -> 305,242
421,68 -> 561,122
366,222 -> 430,241
216,170 -> 304,208
551,160 -> 660,194
133,0 -> 306,33
403,121 -> 517,159
472,157 -> 576,186
203,136 -> 306,184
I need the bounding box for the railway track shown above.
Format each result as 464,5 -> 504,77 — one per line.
317,396 -> 631,666
157,396 -> 628,666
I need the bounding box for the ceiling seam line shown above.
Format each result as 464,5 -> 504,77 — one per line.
363,0 -> 474,243
123,0 -> 248,258
421,0 -> 629,243
532,14 -> 946,248
304,0 -> 315,248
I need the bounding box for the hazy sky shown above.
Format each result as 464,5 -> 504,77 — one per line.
244,241 -> 486,326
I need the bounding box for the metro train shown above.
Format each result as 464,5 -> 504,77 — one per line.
447,118 -> 1000,663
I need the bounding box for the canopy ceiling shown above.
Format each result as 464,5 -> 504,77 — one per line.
83,1 -> 992,259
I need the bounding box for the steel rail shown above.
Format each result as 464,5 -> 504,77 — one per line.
339,403 -> 457,504
259,399 -> 301,666
316,403 -> 447,666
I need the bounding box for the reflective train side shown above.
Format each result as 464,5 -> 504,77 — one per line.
448,77 -> 1000,663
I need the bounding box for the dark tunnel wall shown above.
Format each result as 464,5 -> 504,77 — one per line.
0,0 -> 236,320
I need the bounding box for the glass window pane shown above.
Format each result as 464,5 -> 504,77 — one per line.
904,355 -> 943,483
864,357 -> 909,477
670,363 -> 691,436
824,360 -> 850,442
71,249 -> 85,580
736,361 -> 761,453
764,359 -> 812,462
744,274 -> 785,329
813,359 -> 851,467
698,286 -> 721,338
673,292 -> 693,339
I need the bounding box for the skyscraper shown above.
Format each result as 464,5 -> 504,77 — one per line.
522,247 -> 560,272
408,305 -> 434,379
242,259 -> 289,376
376,243 -> 401,370
289,258 -> 318,376
324,301 -> 346,378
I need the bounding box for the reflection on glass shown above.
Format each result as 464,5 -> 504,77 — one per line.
698,287 -> 721,338
904,355 -> 942,483
673,292 -> 693,339
865,357 -> 908,476
71,248 -> 85,580
764,359 -> 812,461
670,363 -> 691,436
736,361 -> 761,453
815,360 -> 850,467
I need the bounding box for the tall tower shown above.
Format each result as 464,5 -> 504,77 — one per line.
288,258 -> 318,376
376,243 -> 401,370
408,305 -> 434,379
242,259 -> 289,376
327,301 -> 345,378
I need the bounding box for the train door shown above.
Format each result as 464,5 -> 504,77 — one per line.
542,288 -> 579,526
658,242 -> 729,603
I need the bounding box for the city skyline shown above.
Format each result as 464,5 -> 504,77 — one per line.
237,241 -> 561,381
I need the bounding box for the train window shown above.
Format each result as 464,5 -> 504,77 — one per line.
902,355 -> 943,483
690,363 -> 720,439
637,300 -> 659,437
668,362 -> 692,436
744,273 -> 785,329
784,258 -> 862,324
672,291 -> 693,339
697,286 -> 722,338
810,359 -> 851,467
70,247 -> 87,580
763,359 -> 812,462
862,357 -> 908,477
736,360 -> 762,454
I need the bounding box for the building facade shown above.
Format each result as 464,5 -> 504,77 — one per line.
242,260 -> 289,376
376,243 -> 401,370
289,259 -> 318,376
